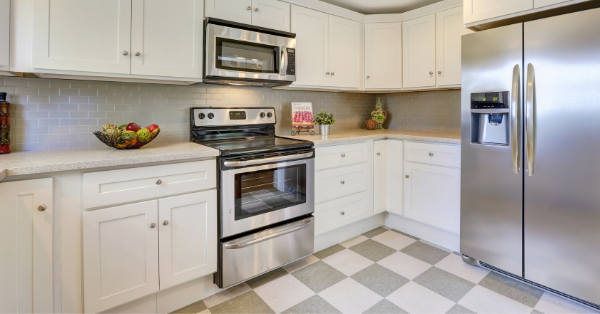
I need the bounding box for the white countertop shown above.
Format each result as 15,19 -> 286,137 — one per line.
279,129 -> 461,146
0,142 -> 219,180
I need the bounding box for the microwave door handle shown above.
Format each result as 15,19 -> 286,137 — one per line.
280,46 -> 288,77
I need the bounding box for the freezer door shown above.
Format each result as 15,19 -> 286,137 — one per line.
460,23 -> 524,276
524,8 -> 600,304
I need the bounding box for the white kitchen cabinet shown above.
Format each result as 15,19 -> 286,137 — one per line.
402,14 -> 436,89
315,163 -> 368,204
386,140 -> 404,216
463,0 -> 533,24
315,191 -> 371,235
0,178 -> 53,314
83,200 -> 160,314
535,0 -> 571,8
364,23 -> 402,90
205,0 -> 252,25
373,141 -> 387,214
0,0 -> 9,72
328,15 -> 361,89
32,0 -> 132,74
436,7 -> 471,86
251,0 -> 291,32
131,0 -> 204,78
291,5 -> 329,87
158,191 -> 217,290
403,161 -> 460,234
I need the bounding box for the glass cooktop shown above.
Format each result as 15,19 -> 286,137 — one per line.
197,136 -> 312,156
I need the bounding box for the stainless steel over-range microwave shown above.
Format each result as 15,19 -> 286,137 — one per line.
204,18 -> 296,87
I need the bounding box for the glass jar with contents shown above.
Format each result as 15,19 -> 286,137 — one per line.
0,92 -> 11,154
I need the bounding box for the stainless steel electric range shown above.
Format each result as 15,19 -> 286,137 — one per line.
190,107 -> 315,288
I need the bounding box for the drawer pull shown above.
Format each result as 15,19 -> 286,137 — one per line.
38,204 -> 47,212
340,181 -> 345,184
341,154 -> 346,157
163,220 -> 169,226
429,152 -> 434,157
156,179 -> 163,185
341,211 -> 345,215
376,152 -> 381,156
150,223 -> 156,229
406,175 -> 410,178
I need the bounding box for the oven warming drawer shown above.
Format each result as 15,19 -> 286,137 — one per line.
218,216 -> 314,288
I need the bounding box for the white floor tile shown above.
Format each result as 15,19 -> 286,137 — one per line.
378,251 -> 431,280
283,255 -> 320,273
253,274 -> 315,313
322,249 -> 374,276
458,285 -> 533,314
434,254 -> 490,284
203,283 -> 252,308
386,281 -> 455,313
372,230 -> 417,250
534,292 -> 598,314
340,235 -> 369,248
319,278 -> 383,314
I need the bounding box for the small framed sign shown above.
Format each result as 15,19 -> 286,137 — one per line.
291,102 -> 315,135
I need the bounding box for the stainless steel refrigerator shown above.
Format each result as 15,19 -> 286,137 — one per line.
461,7 -> 600,307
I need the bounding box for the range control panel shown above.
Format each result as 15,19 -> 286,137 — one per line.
193,108 -> 276,126
286,48 -> 296,76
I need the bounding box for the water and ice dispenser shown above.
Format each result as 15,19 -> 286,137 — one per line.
470,92 -> 510,146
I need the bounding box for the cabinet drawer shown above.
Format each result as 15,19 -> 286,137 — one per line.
316,142 -> 369,170
315,163 -> 367,204
404,141 -> 460,168
83,160 -> 216,209
315,191 -> 371,235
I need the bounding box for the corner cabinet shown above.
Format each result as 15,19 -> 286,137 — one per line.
0,178 -> 53,314
402,14 -> 436,89
463,0 -> 533,25
364,23 -> 402,90
373,140 -> 403,216
206,0 -> 290,32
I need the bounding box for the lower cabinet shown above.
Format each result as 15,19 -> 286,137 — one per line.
403,161 -> 460,234
83,190 -> 217,313
315,191 -> 371,235
373,140 -> 404,215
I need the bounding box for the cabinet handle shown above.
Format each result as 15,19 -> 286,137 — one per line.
123,50 -> 129,56
135,52 -> 141,56
163,220 -> 169,226
246,6 -> 251,10
438,71 -> 442,74
341,211 -> 345,215
341,154 -> 345,157
38,204 -> 47,212
340,181 -> 345,184
429,152 -> 434,157
429,71 -> 433,75
156,179 -> 163,185
406,175 -> 410,178
150,223 -> 156,229
326,72 -> 330,75
367,75 -> 371,79
376,152 -> 380,156
331,72 -> 335,75
254,8 -> 259,12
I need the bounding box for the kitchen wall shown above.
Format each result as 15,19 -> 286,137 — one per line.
379,90 -> 461,133
1,77 -> 376,152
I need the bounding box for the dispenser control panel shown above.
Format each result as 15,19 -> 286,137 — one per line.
470,91 -> 510,146
471,92 -> 509,109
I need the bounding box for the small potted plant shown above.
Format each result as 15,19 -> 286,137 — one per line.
314,110 -> 336,136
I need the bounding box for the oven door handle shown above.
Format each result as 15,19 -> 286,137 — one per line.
223,151 -> 313,167
223,217 -> 314,250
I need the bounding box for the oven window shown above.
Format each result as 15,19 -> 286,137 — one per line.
234,164 -> 306,220
216,37 -> 279,74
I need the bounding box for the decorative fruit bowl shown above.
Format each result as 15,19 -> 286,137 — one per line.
94,123 -> 160,149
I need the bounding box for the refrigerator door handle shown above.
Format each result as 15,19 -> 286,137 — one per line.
526,63 -> 535,176
511,64 -> 521,174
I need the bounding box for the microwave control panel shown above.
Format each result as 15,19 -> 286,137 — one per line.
286,48 -> 296,76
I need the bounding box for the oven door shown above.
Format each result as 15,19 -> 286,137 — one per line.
220,157 -> 314,238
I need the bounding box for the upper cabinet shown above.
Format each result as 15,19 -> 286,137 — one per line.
0,0 -> 10,73
364,22 -> 402,90
328,15 -> 361,89
463,0 -> 533,24
402,14 -> 436,89
206,0 -> 290,32
436,7 -> 472,86
131,0 -> 204,79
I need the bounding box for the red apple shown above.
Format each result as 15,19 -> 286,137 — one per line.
126,123 -> 141,132
146,124 -> 159,133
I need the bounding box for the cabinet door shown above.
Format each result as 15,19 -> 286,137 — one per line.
291,5 -> 329,87
315,164 -> 368,204
32,0 -> 132,74
131,0 -> 203,78
252,0 -> 290,32
386,140 -> 403,216
0,0 -> 9,71
404,162 -> 460,234
158,190 -> 217,290
373,141 -> 387,214
315,191 -> 371,235
464,0 -> 533,24
83,201 -> 159,314
535,0 -> 570,8
205,0 -> 252,25
0,178 -> 53,314
365,23 -> 402,89
329,15 -> 361,89
402,14 -> 436,89
436,7 -> 472,86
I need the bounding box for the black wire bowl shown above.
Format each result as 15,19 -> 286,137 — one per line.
93,129 -> 160,149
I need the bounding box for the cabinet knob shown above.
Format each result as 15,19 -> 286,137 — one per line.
438,71 -> 442,74
341,211 -> 345,215
135,52 -> 141,56
254,8 -> 259,12
376,152 -> 381,156
38,204 -> 47,212
156,179 -> 163,185
367,75 -> 371,79
341,181 -> 345,184
331,72 -> 335,75
429,71 -> 433,75
150,223 -> 156,229
429,152 -> 434,157
123,50 -> 129,56
326,72 -> 330,75
163,220 -> 169,226
406,175 -> 410,178
246,6 -> 251,10
341,154 -> 345,157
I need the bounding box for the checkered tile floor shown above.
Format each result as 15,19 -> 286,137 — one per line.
171,227 -> 597,314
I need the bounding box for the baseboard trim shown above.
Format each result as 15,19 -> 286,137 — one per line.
384,212 -> 460,252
